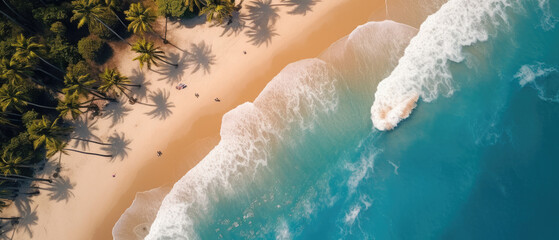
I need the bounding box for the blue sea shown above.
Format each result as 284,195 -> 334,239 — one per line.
140,0 -> 559,239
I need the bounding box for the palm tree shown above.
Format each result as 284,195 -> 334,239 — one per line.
186,0 -> 206,12
71,0 -> 131,45
0,84 -> 57,113
132,38 -> 178,69
45,139 -> 68,176
200,0 -> 236,24
27,115 -> 66,149
0,152 -> 51,183
12,34 -> 64,73
0,58 -> 33,85
62,72 -> 113,101
125,3 -> 157,36
57,94 -> 89,120
0,153 -> 35,175
0,57 -> 61,89
99,68 -> 139,104
104,0 -> 127,28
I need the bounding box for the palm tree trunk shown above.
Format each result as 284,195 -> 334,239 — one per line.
85,88 -> 116,102
0,9 -> 33,33
94,16 -> 131,46
24,101 -> 57,110
163,15 -> 168,44
36,55 -> 64,73
0,175 -> 52,183
121,83 -> 141,88
111,10 -> 127,29
1,0 -> 26,22
70,137 -> 111,145
118,88 -> 136,104
36,67 -> 63,81
0,112 -> 21,117
67,148 -> 112,158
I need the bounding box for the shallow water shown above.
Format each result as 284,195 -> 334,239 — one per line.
142,0 -> 559,239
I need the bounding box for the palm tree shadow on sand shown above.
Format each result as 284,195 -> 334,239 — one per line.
45,176 -> 75,203
70,117 -> 102,150
245,24 -> 278,47
145,89 -> 175,120
157,52 -> 189,85
245,0 -> 280,46
101,132 -> 131,162
10,198 -> 38,239
221,11 -> 248,37
283,0 -> 319,15
129,68 -> 151,102
102,101 -> 132,127
186,41 -> 216,74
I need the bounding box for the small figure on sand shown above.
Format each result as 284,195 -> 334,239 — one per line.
214,98 -> 221,102
157,151 -> 162,157
243,51 -> 247,55
112,174 -> 116,178
176,83 -> 187,90
195,93 -> 199,98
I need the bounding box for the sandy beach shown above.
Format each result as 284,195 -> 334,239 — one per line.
3,0 -> 451,238
2,0 -> 392,239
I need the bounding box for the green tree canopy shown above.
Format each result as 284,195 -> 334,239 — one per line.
125,3 -> 156,35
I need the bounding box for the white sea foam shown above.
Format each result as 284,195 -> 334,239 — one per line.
371,0 -> 520,131
515,63 -> 557,87
537,0 -> 557,30
145,59 -> 337,239
344,205 -> 361,226
275,220 -> 291,240
515,63 -> 559,103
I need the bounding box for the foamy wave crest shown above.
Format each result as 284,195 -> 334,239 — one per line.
145,59 -> 338,239
515,63 -> 559,102
371,0 -> 520,131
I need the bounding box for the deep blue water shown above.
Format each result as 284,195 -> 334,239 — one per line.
145,0 -> 559,239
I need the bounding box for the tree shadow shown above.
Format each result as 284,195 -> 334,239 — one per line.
284,0 -> 319,15
245,0 -> 281,46
102,101 -> 132,127
101,132 -> 131,162
12,198 -> 38,239
176,15 -> 207,29
129,68 -> 151,102
70,117 -> 101,150
145,89 -> 174,120
157,52 -> 189,85
247,0 -> 281,27
45,176 -> 75,203
221,11 -> 248,37
186,41 -> 216,74
246,24 -> 278,47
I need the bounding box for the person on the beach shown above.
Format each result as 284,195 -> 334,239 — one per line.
195,93 -> 199,98
157,151 -> 162,157
243,51 -> 247,54
214,98 -> 220,102
112,174 -> 116,178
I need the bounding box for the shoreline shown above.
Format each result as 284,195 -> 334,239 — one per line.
100,1 -> 385,239
6,0 -> 388,239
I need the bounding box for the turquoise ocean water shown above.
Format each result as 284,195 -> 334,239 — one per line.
141,0 -> 559,239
